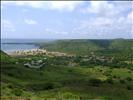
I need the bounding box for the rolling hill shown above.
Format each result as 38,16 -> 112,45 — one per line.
1,39 -> 133,100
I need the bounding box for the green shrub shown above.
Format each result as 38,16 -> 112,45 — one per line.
126,77 -> 132,81
113,75 -> 117,78
44,82 -> 54,90
89,78 -> 102,87
27,82 -> 62,91
7,84 -> 14,89
126,85 -> 132,90
103,71 -> 111,77
106,78 -> 113,84
7,73 -> 14,77
62,92 -> 79,99
12,88 -> 23,96
119,79 -> 125,84
128,71 -> 131,73
99,69 -> 103,72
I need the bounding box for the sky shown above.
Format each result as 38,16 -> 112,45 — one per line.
1,1 -> 133,39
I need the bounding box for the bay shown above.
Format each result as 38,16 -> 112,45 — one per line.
1,39 -> 55,53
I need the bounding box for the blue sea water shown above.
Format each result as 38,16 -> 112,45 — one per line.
1,39 -> 55,53
1,44 -> 38,53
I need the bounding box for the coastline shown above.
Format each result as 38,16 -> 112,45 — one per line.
1,43 -> 40,54
8,48 -> 74,57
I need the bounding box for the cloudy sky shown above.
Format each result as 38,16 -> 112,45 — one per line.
1,1 -> 133,39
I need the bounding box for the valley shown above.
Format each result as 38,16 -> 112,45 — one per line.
1,39 -> 133,100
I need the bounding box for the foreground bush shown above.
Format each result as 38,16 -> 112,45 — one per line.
126,85 -> 132,90
26,82 -> 62,91
106,77 -> 113,84
12,88 -> 23,96
89,78 -> 102,87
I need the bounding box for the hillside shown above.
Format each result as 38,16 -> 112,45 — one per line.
109,39 -> 133,50
1,46 -> 133,100
39,39 -> 133,56
39,39 -> 103,55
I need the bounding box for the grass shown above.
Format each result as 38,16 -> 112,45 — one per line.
1,61 -> 133,100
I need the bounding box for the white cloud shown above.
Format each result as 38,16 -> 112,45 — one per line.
75,1 -> 133,39
1,1 -> 44,8
44,28 -> 68,35
127,11 -> 133,37
87,1 -> 113,13
48,1 -> 83,11
71,15 -> 132,39
82,1 -> 132,18
128,11 -> 133,21
1,1 -> 132,39
24,19 -> 37,25
1,19 -> 15,32
81,1 -> 114,16
1,1 -> 83,12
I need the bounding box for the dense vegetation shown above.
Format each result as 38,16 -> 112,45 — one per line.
1,39 -> 133,100
39,39 -> 133,68
39,39 -> 133,55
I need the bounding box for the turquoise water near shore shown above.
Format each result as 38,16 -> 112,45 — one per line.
1,44 -> 39,53
1,39 -> 55,53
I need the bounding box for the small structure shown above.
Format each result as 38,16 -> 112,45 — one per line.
24,63 -> 31,68
24,59 -> 45,69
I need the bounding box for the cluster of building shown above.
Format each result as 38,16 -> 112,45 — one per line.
10,49 -> 71,57
11,49 -> 46,56
82,55 -> 114,63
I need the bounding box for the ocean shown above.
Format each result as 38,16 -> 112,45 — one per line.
1,39 -> 55,53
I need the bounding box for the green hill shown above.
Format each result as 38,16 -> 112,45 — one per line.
1,39 -> 133,100
39,39 -> 133,56
1,50 -> 10,61
39,39 -> 103,55
109,39 -> 133,51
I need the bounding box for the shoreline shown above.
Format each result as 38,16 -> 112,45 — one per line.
1,43 -> 40,54
8,48 -> 74,57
